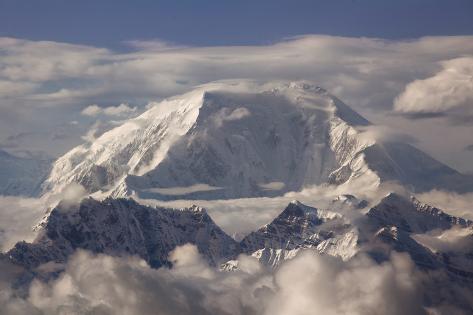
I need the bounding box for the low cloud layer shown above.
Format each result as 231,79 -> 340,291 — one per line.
0,245 -> 427,315
139,181 -> 406,238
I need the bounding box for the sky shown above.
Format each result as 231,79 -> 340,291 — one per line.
1,0 -> 473,48
0,0 -> 473,172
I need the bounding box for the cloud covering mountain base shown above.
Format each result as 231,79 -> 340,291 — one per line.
1,245 -> 430,315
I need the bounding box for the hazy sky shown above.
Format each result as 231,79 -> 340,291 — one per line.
0,1 -> 472,173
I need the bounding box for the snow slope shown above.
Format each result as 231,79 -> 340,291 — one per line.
42,80 -> 473,201
239,200 -> 357,267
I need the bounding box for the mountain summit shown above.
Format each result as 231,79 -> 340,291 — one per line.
42,80 -> 473,200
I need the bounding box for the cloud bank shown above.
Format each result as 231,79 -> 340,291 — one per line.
0,245 -> 427,315
1,35 -> 473,171
0,196 -> 45,251
1,36 -> 473,165
394,57 -> 473,122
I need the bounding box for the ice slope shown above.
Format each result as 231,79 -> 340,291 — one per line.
0,150 -> 51,196
42,80 -> 473,201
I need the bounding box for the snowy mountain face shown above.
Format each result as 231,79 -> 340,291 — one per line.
11,190 -> 467,275
367,193 -> 472,234
238,200 -> 358,267
41,80 -> 473,201
0,150 -> 51,196
223,193 -> 473,276
8,198 -> 239,269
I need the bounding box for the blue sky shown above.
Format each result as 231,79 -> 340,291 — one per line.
1,0 -> 473,48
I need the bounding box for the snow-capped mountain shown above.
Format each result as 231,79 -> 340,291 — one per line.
367,192 -> 472,234
41,80 -> 473,201
0,150 -> 52,196
6,79 -> 473,313
8,198 -> 239,269
238,200 -> 358,267
224,193 -> 473,273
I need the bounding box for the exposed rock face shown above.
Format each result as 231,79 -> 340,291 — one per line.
8,198 -> 239,269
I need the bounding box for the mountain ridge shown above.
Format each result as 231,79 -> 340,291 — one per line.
41,80 -> 473,202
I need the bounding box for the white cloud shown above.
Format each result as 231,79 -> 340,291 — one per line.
0,244 -> 430,315
145,184 -> 223,196
415,189 -> 473,221
1,35 -> 473,171
125,39 -> 186,51
137,181 -> 406,238
413,226 -> 473,254
266,250 -> 424,315
213,107 -> 251,127
81,104 -> 101,116
81,120 -> 102,143
394,57 -> 473,120
258,182 -> 285,191
0,196 -> 45,251
81,103 -> 137,117
357,125 -> 419,144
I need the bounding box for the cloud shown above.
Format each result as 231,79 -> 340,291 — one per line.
81,120 -> 102,143
413,226 -> 473,253
0,244 -> 430,315
258,182 -> 285,191
2,35 -> 473,112
137,181 -> 406,238
125,39 -> 187,51
1,35 -> 473,171
19,246 -> 270,315
213,107 -> 251,127
415,189 -> 473,221
357,125 -> 419,144
145,184 -> 223,196
0,196 -> 45,251
81,103 -> 137,117
266,250 -> 425,315
394,57 -> 473,122
80,104 -> 101,116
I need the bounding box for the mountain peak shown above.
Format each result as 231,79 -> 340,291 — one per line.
41,79 -> 473,203
368,192 -> 472,234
